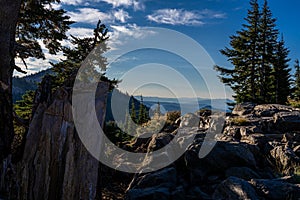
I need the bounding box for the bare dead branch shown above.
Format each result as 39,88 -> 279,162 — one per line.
14,65 -> 27,74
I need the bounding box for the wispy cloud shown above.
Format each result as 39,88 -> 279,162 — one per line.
100,0 -> 145,11
108,24 -> 156,49
67,27 -> 95,38
68,8 -> 131,24
147,9 -> 203,26
113,9 -> 131,23
61,0 -> 145,10
147,9 -> 226,26
44,2 -> 62,10
61,0 -> 87,6
198,9 -> 227,19
14,40 -> 65,76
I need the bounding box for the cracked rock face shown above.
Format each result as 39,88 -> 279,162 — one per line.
1,80 -> 110,200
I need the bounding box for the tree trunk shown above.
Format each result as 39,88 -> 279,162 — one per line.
0,0 -> 22,160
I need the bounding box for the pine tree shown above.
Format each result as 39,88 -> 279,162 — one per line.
214,0 -> 291,104
52,20 -> 109,86
215,0 -> 261,103
293,59 -> 300,100
138,95 -> 148,124
16,1 -> 73,62
272,36 -> 291,104
258,0 -> 279,103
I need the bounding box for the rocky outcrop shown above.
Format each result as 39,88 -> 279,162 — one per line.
125,103 -> 300,200
0,78 -> 110,200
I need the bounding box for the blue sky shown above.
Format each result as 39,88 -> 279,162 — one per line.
17,0 -> 300,99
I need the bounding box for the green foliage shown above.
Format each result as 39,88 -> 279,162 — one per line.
16,0 -> 73,64
288,98 -> 300,108
230,117 -> 249,126
294,166 -> 300,183
121,96 -> 150,136
127,97 -> 137,135
215,0 -> 261,103
138,95 -> 148,124
12,90 -> 34,161
51,20 -> 109,86
293,59 -> 300,100
166,111 -> 181,123
271,36 -> 291,104
104,121 -> 133,145
14,90 -> 34,121
215,0 -> 291,104
13,90 -> 34,140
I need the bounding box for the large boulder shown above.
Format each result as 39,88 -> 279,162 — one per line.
185,141 -> 257,174
274,111 -> 300,132
213,176 -> 259,200
253,104 -> 294,117
179,113 -> 200,128
270,145 -> 300,175
225,167 -> 261,180
126,167 -> 177,200
232,103 -> 256,116
250,178 -> 300,200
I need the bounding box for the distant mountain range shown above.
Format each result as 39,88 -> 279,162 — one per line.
12,69 -> 233,113
12,68 -> 54,102
137,96 -> 233,114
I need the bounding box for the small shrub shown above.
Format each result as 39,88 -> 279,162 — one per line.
294,166 -> 300,183
195,108 -> 212,117
166,111 -> 181,123
230,117 -> 249,126
288,98 -> 300,108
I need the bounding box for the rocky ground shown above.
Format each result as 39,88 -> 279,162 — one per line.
123,103 -> 300,200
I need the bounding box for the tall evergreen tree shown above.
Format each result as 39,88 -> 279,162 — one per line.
293,59 -> 300,100
272,36 -> 291,104
138,95 -> 147,124
215,0 -> 291,104
214,0 -> 261,103
258,0 -> 279,103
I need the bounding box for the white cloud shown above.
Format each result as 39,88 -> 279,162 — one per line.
44,3 -> 62,10
110,24 -> 153,40
14,40 -> 65,77
147,9 -> 226,26
147,9 -> 204,26
60,0 -> 145,10
113,9 -> 131,23
100,0 -> 145,11
61,0 -> 85,6
198,9 -> 227,19
108,24 -> 156,49
67,27 -> 95,38
61,0 -> 94,6
68,8 -> 131,25
68,8 -> 109,25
